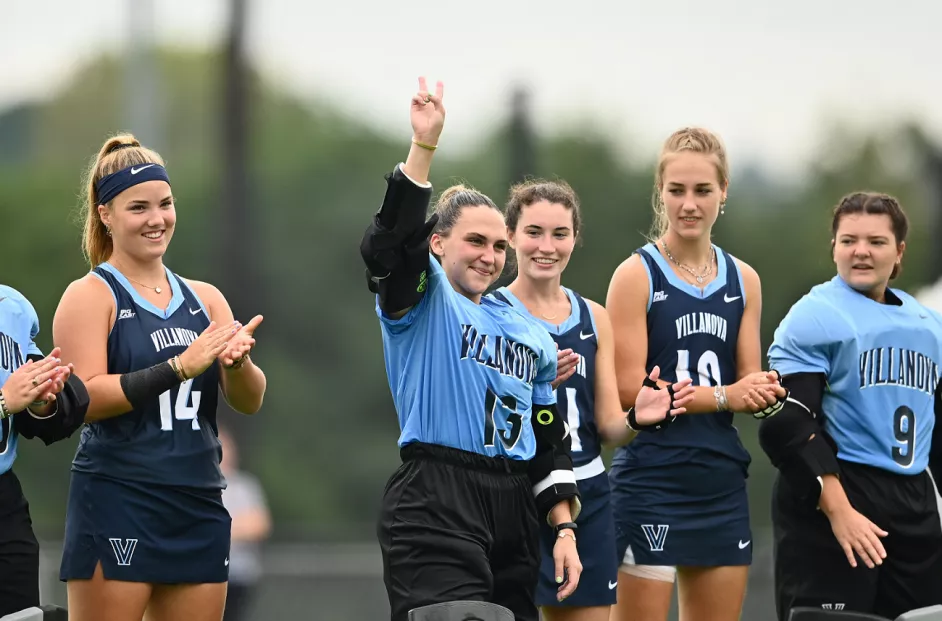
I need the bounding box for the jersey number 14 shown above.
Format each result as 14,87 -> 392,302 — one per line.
159,380 -> 201,431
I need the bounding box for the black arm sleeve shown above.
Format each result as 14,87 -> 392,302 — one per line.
758,372 -> 841,502
930,380 -> 942,480
360,166 -> 438,315
15,355 -> 90,446
528,402 -> 582,524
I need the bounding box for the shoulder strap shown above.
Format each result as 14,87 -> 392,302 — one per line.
721,250 -> 743,298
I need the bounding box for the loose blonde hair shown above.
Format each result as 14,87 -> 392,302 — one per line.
82,133 -> 165,268
649,127 -> 730,240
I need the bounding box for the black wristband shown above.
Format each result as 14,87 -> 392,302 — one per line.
554,521 -> 578,537
119,360 -> 182,411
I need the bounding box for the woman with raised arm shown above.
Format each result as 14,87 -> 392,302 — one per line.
360,78 -> 688,621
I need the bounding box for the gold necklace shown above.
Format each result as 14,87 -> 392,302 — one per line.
538,291 -> 569,320
113,265 -> 166,294
126,276 -> 164,294
661,240 -> 715,284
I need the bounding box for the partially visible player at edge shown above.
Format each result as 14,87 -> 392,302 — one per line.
53,134 -> 268,621
605,127 -> 787,621
0,287 -> 89,616
761,192 -> 942,621
359,78 -> 688,621
490,179 -> 695,621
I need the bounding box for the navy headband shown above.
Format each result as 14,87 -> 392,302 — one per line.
96,163 -> 171,206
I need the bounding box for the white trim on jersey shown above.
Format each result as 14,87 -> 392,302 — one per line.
573,455 -> 605,481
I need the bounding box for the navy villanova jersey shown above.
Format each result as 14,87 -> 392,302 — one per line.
71,263 -> 223,490
613,243 -> 750,468
492,287 -> 601,469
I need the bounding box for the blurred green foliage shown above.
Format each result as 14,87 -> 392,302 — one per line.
0,50 -> 937,542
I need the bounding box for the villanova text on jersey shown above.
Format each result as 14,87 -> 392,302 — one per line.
71,263 -> 223,489
858,346 -> 939,396
613,243 -> 751,467
490,287 -> 603,473
460,324 -> 540,385
376,255 -> 558,461
769,275 -> 942,474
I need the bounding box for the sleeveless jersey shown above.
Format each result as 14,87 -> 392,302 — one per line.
376,255 -> 558,461
612,243 -> 751,469
71,263 -> 224,490
0,286 -> 45,475
769,276 -> 942,475
491,287 -> 601,469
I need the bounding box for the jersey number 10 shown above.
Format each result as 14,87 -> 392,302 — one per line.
159,380 -> 201,431
676,349 -> 722,387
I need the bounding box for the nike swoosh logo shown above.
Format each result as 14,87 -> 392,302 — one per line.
579,332 -> 594,340
738,540 -> 750,549
608,580 -> 617,590
724,294 -> 741,303
131,164 -> 155,175
224,557 -> 229,566
190,308 -> 202,315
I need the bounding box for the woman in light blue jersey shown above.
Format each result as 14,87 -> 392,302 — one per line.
360,78 -> 687,621
762,191 -> 942,621
492,179 -> 695,621
0,288 -> 89,616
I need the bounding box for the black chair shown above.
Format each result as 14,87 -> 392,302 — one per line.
895,605 -> 942,621
39,606 -> 68,621
788,607 -> 891,621
408,601 -> 514,621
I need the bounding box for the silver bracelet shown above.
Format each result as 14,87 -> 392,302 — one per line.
0,390 -> 10,420
713,385 -> 729,412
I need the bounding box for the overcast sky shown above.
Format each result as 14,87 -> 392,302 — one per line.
1,0 -> 937,176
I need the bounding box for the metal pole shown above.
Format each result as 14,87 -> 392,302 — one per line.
125,0 -> 160,148
508,85 -> 536,186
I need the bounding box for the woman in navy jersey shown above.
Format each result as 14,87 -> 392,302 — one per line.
605,127 -> 786,621
53,134 -> 268,621
491,179 -> 695,621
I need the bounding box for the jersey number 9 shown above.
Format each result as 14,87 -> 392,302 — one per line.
892,405 -> 915,468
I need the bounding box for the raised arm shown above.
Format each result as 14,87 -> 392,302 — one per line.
360,78 -> 445,320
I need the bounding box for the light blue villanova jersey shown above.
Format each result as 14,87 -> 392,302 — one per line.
376,255 -> 559,461
0,286 -> 45,475
769,275 -> 942,475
